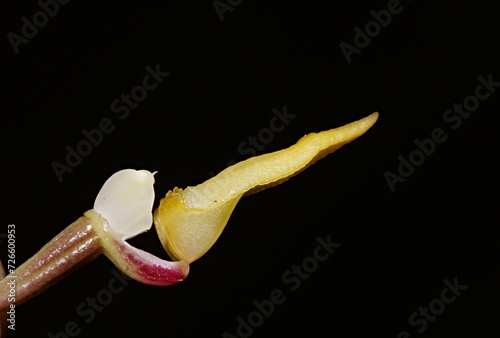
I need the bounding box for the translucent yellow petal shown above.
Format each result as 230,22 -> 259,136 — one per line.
154,112 -> 378,263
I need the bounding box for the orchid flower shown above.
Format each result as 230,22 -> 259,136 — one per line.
0,112 -> 378,335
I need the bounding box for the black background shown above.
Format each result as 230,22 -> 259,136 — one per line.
2,1 -> 499,337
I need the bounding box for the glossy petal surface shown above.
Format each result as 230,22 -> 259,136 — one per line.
94,169 -> 155,240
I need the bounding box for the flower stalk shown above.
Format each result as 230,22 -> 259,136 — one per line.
0,215 -> 100,309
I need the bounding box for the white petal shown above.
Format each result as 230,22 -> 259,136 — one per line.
94,169 -> 155,240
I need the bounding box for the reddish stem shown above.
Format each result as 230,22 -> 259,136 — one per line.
0,216 -> 101,309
